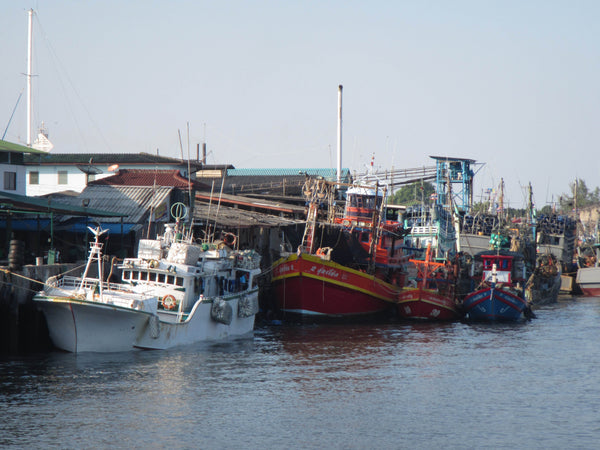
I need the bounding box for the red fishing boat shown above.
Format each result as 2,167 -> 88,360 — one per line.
396,243 -> 462,321
271,178 -> 408,320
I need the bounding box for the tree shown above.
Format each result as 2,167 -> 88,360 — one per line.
559,178 -> 600,211
389,181 -> 435,205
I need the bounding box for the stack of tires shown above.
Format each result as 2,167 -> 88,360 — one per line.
8,240 -> 24,271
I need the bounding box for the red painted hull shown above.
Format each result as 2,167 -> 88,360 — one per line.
397,287 -> 462,321
272,253 -> 400,319
579,286 -> 600,297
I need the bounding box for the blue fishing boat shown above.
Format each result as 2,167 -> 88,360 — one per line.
462,250 -> 532,321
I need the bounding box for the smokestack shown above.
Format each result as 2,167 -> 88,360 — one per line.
202,142 -> 207,164
337,85 -> 343,185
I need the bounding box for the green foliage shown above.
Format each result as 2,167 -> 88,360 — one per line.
389,181 -> 435,205
559,178 -> 600,211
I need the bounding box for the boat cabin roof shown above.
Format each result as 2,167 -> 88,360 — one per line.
475,250 -> 522,261
346,186 -> 384,197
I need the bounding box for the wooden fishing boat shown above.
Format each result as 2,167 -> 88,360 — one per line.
272,178 -> 408,320
462,250 -> 532,321
525,253 -> 562,305
574,241 -> 600,296
397,243 -> 462,321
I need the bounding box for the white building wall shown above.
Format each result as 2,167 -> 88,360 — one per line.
25,164 -> 188,197
0,163 -> 27,196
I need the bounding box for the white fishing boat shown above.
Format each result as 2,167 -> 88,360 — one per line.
34,206 -> 261,352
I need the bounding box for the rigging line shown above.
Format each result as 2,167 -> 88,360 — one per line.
2,90 -> 23,140
34,13 -> 113,152
34,14 -> 87,150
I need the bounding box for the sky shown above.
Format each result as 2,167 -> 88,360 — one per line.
1,1 -> 599,209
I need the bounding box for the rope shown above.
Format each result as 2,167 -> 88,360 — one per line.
0,261 -> 88,297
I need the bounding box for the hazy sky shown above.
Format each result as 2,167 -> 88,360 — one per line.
1,1 -> 599,208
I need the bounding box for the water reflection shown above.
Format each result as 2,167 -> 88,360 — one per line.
1,298 -> 599,449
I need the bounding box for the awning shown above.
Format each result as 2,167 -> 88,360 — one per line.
54,222 -> 143,234
0,191 -> 125,217
0,218 -> 52,231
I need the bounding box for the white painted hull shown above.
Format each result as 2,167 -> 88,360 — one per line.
35,291 -> 258,352
36,298 -> 153,352
135,293 -> 257,350
575,266 -> 600,296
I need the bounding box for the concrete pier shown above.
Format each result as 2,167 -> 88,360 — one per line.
0,263 -> 80,354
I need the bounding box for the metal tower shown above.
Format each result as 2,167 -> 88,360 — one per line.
430,156 -> 475,213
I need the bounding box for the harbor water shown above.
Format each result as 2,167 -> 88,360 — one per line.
1,296 -> 599,449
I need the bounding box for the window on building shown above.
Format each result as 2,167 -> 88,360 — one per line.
29,171 -> 39,185
3,172 -> 16,191
58,171 -> 68,184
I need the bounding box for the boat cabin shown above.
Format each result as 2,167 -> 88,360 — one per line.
342,185 -> 384,226
482,254 -> 513,283
120,239 -> 259,318
477,252 -> 526,285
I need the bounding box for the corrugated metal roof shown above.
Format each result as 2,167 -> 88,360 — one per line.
52,185 -> 173,223
193,203 -> 304,229
227,168 -> 350,179
195,191 -> 305,215
0,190 -> 123,216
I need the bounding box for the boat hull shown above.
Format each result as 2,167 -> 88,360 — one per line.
397,288 -> 461,321
135,293 -> 257,350
575,266 -> 600,296
36,291 -> 258,352
463,285 -> 527,321
35,297 -> 153,352
272,253 -> 398,319
525,272 -> 562,305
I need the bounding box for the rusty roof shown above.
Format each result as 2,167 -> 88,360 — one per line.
88,169 -> 210,190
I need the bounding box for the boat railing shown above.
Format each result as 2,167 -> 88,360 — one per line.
49,275 -> 138,293
411,226 -> 439,235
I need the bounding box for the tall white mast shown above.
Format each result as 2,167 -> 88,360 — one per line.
26,8 -> 34,147
336,84 -> 343,185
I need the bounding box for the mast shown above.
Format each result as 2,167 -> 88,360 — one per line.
26,8 -> 34,146
499,178 -> 504,215
336,85 -> 343,185
529,182 -> 536,245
